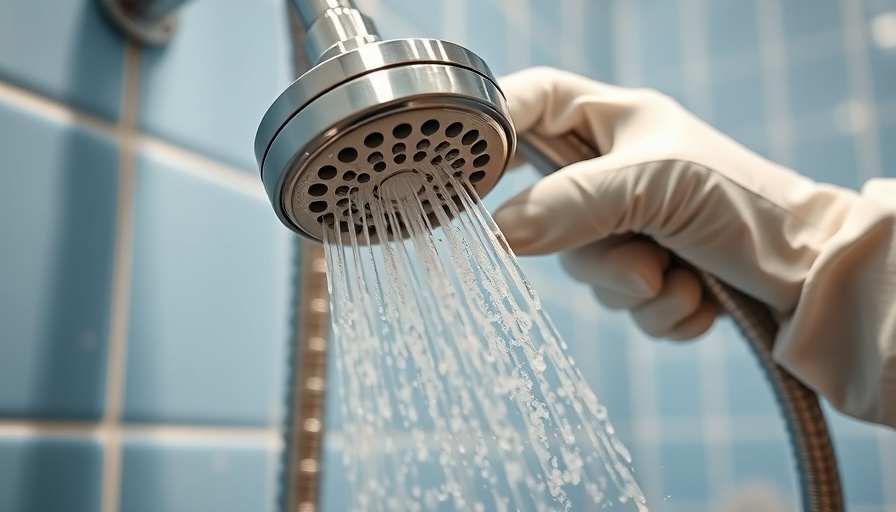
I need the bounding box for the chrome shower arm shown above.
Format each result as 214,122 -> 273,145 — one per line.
291,0 -> 381,64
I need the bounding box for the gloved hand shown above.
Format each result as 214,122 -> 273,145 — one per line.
493,67 -> 858,339
492,68 -> 896,426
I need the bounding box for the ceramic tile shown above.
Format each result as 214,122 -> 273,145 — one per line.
137,0 -> 293,172
123,151 -> 293,425
0,99 -> 118,419
0,0 -> 125,119
0,436 -> 103,512
119,437 -> 278,512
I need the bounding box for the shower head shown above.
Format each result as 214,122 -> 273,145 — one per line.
255,34 -> 516,242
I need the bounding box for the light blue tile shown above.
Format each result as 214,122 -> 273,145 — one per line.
658,441 -> 709,501
708,72 -> 766,132
705,0 -> 760,60
730,439 -> 799,501
120,438 -> 278,512
636,0 -> 684,79
655,354 -> 705,418
0,436 -> 103,512
835,437 -> 885,505
0,0 -> 125,119
879,123 -> 896,177
791,133 -> 861,190
779,2 -> 843,39
724,348 -> 781,417
124,151 -> 293,425
458,0 -> 510,76
0,99 -> 118,419
138,0 -> 293,172
318,437 -> 350,512
869,38 -> 896,103
787,54 -> 851,118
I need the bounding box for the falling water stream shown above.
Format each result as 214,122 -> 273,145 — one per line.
322,165 -> 647,511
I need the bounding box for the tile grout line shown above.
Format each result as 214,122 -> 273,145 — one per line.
0,420 -> 280,441
839,0 -> 883,181
609,0 -> 641,87
99,39 -> 142,512
0,79 -> 262,199
756,0 -> 795,167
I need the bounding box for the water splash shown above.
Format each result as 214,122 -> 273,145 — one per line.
322,165 -> 647,511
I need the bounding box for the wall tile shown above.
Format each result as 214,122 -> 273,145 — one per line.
0,99 -> 118,419
123,151 -> 293,426
0,436 -> 103,512
730,439 -> 798,503
706,0 -> 760,60
0,0 -> 125,119
658,441 -> 709,501
791,132 -> 861,190
835,437 -> 885,505
655,356 -> 705,418
779,2 -> 843,39
138,0 -> 293,172
708,72 -> 766,132
119,437 -> 278,512
724,350 -> 781,417
787,54 -> 851,118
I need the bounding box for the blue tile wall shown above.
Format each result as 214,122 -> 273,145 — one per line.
124,152 -> 292,426
119,438 -> 278,512
0,98 -> 119,419
138,0 -> 293,172
0,0 -> 126,119
0,436 -> 103,512
3,0 -> 895,510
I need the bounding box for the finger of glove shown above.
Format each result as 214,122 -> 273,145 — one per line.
666,299 -> 720,341
560,236 -> 670,299
498,67 -> 630,137
630,268 -> 704,338
492,153 -> 645,255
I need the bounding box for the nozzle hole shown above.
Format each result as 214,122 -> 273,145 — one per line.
435,141 -> 450,153
471,140 -> 488,155
367,151 -> 383,164
445,149 -> 460,161
374,161 -> 387,172
453,170 -> 464,177
357,173 -> 371,183
431,155 -> 443,166
393,154 -> 407,164
416,139 -> 430,150
318,165 -> 337,180
450,158 -> 466,169
338,147 -> 358,163
343,171 -> 357,181
421,119 -> 440,135
469,170 -> 486,183
309,201 -> 328,213
445,122 -> 463,137
393,123 -> 412,139
308,183 -> 328,197
335,185 -> 350,196
413,151 -> 427,162
473,154 -> 491,167
462,129 -> 479,145
336,198 -> 349,207
364,132 -> 384,148
392,143 -> 406,154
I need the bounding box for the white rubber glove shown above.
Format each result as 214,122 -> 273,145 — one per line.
493,67 -> 896,427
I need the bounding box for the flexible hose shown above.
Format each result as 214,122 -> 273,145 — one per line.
699,271 -> 843,511
517,133 -> 845,512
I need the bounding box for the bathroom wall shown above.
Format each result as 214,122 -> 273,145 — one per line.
1,1 -> 894,512
0,0 -> 297,510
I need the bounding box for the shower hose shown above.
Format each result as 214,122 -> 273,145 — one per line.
517,134 -> 844,512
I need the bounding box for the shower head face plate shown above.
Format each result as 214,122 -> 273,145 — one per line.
279,105 -> 508,242
257,40 -> 516,242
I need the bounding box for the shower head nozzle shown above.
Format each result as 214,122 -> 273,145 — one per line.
255,38 -> 516,242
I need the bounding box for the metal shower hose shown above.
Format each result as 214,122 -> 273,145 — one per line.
517,134 -> 844,512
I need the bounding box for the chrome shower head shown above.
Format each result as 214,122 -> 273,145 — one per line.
255,10 -> 515,242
